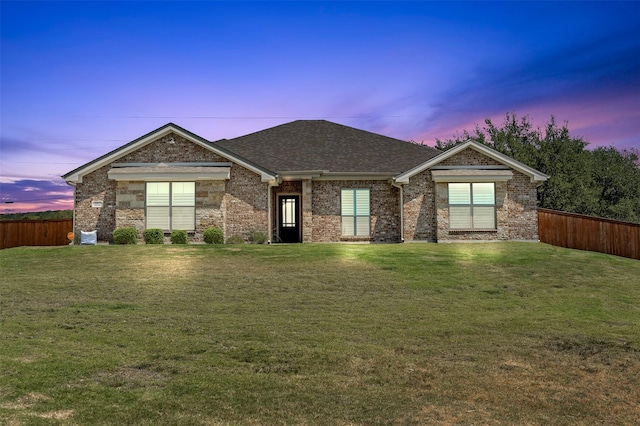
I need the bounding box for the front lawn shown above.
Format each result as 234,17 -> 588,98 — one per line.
1,243 -> 638,424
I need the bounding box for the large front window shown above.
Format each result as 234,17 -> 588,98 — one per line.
146,182 -> 195,231
341,188 -> 370,236
448,183 -> 496,230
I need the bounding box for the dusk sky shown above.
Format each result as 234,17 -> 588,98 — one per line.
1,1 -> 639,213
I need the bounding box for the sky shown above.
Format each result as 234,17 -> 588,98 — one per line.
1,1 -> 639,213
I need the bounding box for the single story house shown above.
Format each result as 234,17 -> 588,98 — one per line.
62,120 -> 548,243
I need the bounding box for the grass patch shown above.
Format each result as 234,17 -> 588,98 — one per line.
1,243 -> 639,424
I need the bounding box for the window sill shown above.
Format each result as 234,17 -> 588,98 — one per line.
449,229 -> 497,233
340,236 -> 371,242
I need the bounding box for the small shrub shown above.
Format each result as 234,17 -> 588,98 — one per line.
112,227 -> 138,245
170,229 -> 188,245
143,228 -> 164,244
225,235 -> 245,244
248,230 -> 268,244
203,227 -> 224,244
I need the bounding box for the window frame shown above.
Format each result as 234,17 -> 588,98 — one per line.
447,182 -> 497,231
341,188 -> 371,237
145,182 -> 196,232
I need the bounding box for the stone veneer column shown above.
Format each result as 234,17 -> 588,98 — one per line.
115,181 -> 145,236
302,179 -> 313,242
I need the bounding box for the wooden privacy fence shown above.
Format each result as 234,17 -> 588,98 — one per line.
0,219 -> 73,250
538,208 -> 640,260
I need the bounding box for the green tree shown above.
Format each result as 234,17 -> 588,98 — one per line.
534,118 -> 595,214
590,147 -> 640,222
0,210 -> 73,221
435,113 -> 640,223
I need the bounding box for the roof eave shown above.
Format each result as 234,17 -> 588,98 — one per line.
394,141 -> 549,184
278,170 -> 395,181
61,123 -> 276,184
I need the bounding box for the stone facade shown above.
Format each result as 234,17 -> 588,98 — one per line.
73,132 -> 268,243
73,165 -> 117,242
113,180 -> 227,241
401,148 -> 540,242
302,180 -> 313,243
223,165 -> 269,242
72,132 -> 540,244
433,148 -> 539,241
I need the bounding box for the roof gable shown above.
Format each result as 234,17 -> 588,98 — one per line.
62,123 -> 276,183
394,140 -> 549,183
214,120 -> 441,175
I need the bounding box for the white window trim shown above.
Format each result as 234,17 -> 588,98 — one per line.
448,183 -> 497,231
146,182 -> 196,232
341,188 -> 371,237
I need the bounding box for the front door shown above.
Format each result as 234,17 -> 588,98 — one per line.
278,195 -> 300,243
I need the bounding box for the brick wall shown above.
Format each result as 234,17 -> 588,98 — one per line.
272,181 -> 303,241
73,134 -> 539,244
311,180 -> 400,242
73,132 -> 267,242
439,149 -> 503,167
403,170 -> 437,242
223,165 -> 269,242
402,148 -> 540,242
74,165 -> 117,241
434,148 -> 539,241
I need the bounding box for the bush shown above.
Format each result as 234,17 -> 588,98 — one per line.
225,235 -> 245,244
170,229 -> 188,245
143,228 -> 165,244
203,227 -> 224,244
112,227 -> 138,245
248,230 -> 268,244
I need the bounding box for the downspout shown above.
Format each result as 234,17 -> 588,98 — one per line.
266,179 -> 278,244
267,182 -> 272,244
391,180 -> 404,243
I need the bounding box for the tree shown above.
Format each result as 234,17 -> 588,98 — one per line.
0,210 -> 73,221
435,113 -> 640,223
590,147 -> 640,222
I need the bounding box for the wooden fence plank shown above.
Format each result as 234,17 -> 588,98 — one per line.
538,208 -> 640,260
0,219 -> 73,250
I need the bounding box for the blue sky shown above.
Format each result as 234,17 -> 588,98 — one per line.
1,1 -> 639,212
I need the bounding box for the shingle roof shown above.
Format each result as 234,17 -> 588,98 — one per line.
214,120 -> 441,174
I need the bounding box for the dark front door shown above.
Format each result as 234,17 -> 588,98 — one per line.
278,195 -> 300,243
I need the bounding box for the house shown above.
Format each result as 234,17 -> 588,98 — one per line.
62,120 -> 548,243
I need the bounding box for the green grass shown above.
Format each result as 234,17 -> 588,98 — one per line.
1,243 -> 639,425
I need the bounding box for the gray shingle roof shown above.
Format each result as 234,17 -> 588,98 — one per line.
214,120 -> 441,174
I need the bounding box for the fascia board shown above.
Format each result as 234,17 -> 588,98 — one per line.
314,172 -> 392,181
63,125 -> 177,183
394,141 -> 549,184
466,142 -> 549,182
279,171 -> 324,180
278,171 -> 393,181
62,124 -> 276,184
